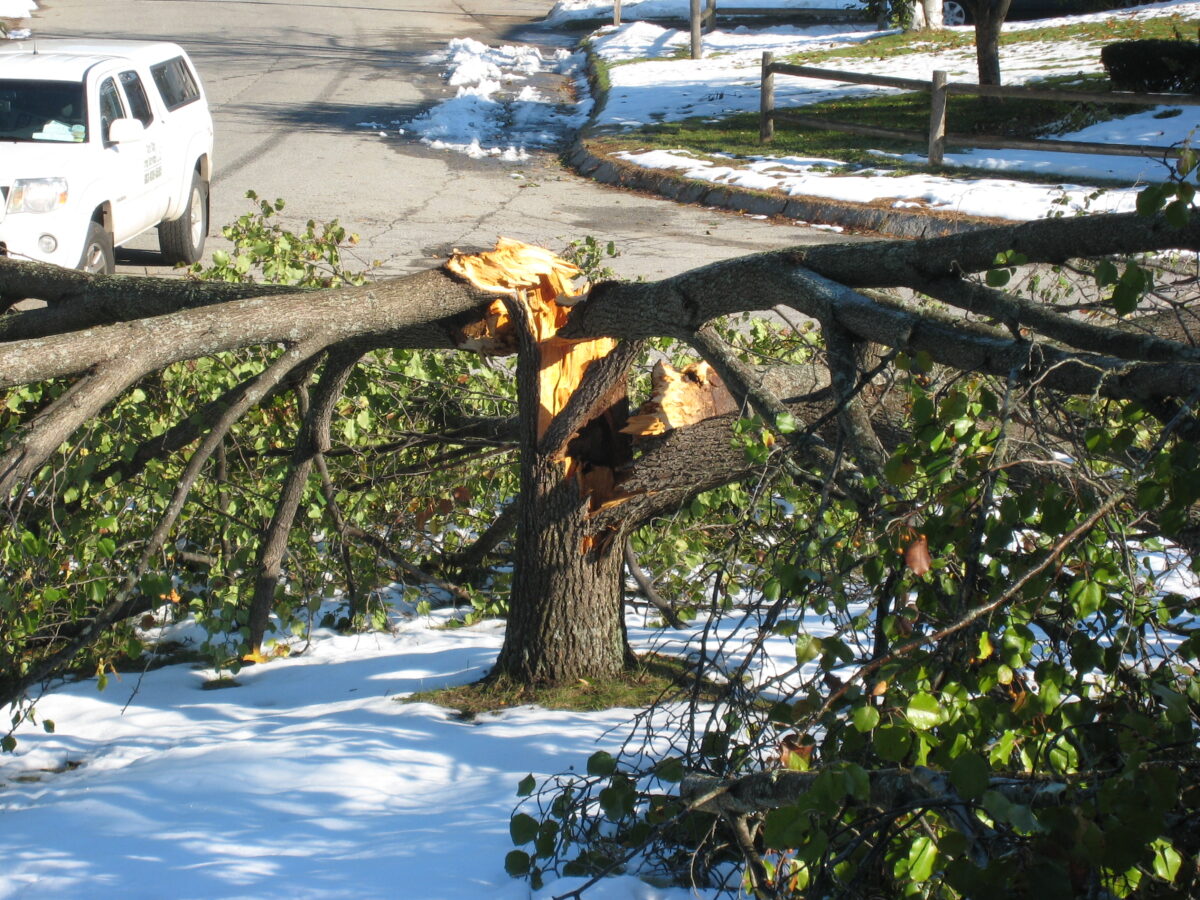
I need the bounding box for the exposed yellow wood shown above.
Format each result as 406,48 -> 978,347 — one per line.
447,238 -> 618,439
622,360 -> 737,437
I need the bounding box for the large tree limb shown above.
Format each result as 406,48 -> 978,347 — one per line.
0,268 -> 497,388
0,259 -> 308,343
916,275 -> 1200,363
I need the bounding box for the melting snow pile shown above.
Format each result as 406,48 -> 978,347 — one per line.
405,38 -> 592,161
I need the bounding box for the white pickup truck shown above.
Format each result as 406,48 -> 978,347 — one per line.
0,39 -> 213,274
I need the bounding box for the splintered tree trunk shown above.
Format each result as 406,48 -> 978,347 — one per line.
490,294 -> 629,684
495,456 -> 627,683
445,242 -> 636,685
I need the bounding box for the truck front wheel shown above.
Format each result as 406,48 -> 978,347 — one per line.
78,220 -> 115,275
159,172 -> 209,266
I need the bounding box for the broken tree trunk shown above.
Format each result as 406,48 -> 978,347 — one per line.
449,240 -> 634,683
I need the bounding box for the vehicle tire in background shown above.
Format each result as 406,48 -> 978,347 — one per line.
79,220 -> 115,274
943,0 -> 970,23
159,171 -> 208,266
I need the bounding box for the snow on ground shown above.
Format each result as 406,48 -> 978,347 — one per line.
0,609 -> 696,900
401,0 -> 1199,221
612,147 -> 1148,217
0,594 -> 825,900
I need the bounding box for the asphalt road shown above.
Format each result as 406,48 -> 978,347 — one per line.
25,0 -> 853,282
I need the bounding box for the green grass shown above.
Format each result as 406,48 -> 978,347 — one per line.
401,653 -> 720,718
595,74 -> 1146,182
587,10 -> 1198,182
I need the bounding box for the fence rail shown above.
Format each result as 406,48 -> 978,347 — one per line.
760,53 -> 1200,165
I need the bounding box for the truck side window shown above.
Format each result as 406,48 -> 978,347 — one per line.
149,57 -> 200,111
119,71 -> 154,127
98,77 -> 126,144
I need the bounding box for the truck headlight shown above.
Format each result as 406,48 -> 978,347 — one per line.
7,178 -> 68,214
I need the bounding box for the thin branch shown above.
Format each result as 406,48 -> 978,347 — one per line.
248,347 -> 361,649
624,538 -> 685,628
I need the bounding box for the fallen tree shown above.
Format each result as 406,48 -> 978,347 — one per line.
2,194 -> 1200,895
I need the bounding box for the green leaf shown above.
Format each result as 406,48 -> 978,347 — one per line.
794,634 -> 822,665
1068,578 -> 1103,617
510,813 -> 538,845
985,267 -> 1012,288
654,757 -> 685,783
884,454 -> 916,485
763,805 -> 810,849
1,735 -> 15,752
516,774 -> 536,797
875,724 -> 912,762
1136,183 -> 1168,216
906,692 -> 942,731
950,751 -> 989,801
852,705 -> 880,733
586,750 -> 616,777
775,412 -> 797,434
907,835 -> 937,882
1094,259 -> 1118,286
534,820 -> 559,858
599,778 -> 636,819
1165,198 -> 1190,228
1006,802 -> 1042,835
1151,838 -> 1182,882
42,719 -> 55,734
1178,147 -> 1196,176
504,849 -> 531,877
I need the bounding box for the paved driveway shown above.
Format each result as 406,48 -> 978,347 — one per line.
26,0 -> 853,281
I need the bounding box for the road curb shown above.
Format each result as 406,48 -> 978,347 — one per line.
565,138 -> 1013,240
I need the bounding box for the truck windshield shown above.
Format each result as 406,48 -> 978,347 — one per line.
0,79 -> 87,142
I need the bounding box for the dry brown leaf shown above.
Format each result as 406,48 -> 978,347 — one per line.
904,534 -> 932,576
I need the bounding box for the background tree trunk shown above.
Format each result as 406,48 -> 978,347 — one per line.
910,0 -> 944,30
968,0 -> 1012,85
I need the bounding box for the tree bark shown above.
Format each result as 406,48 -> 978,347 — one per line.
494,456 -> 628,683
966,0 -> 1012,85
490,297 -> 629,684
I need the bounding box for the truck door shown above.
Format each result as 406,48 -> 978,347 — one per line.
95,74 -> 156,243
118,70 -> 169,226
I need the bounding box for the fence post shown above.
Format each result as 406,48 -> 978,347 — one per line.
691,0 -> 702,59
761,52 -> 775,143
613,0 -> 621,27
928,69 -> 947,166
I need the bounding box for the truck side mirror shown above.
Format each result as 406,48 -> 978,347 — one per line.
107,117 -> 145,144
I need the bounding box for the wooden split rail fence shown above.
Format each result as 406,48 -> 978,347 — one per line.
759,51 -> 1200,165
